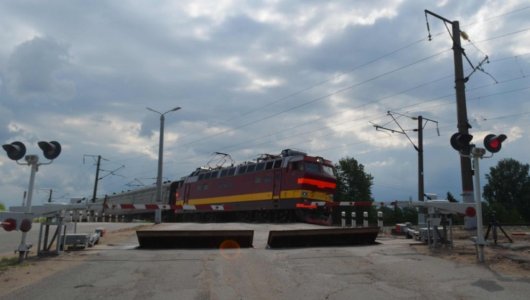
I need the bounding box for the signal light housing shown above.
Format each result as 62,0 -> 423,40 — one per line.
19,218 -> 32,232
2,141 -> 26,161
483,134 -> 506,153
1,212 -> 33,232
1,218 -> 17,231
38,141 -> 61,160
450,132 -> 473,152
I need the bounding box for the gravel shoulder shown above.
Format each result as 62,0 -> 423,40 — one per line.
408,226 -> 530,278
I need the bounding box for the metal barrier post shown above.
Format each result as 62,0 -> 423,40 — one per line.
363,211 -> 368,227
377,211 -> 383,229
351,212 -> 356,228
341,211 -> 346,227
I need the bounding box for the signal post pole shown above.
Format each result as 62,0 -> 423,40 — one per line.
451,20 -> 475,223
425,10 -> 475,228
17,155 -> 39,262
471,148 -> 486,262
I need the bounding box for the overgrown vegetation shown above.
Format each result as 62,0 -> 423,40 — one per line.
0,257 -> 23,271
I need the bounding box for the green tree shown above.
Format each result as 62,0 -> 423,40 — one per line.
334,157 -> 375,225
334,157 -> 374,202
483,158 -> 530,223
0,202 -> 5,211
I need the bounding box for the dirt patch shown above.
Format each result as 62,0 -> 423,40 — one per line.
408,226 -> 530,278
0,224 -> 152,297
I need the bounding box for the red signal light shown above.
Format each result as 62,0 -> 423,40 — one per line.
465,207 -> 476,218
484,134 -> 507,153
1,218 -> 17,231
19,219 -> 32,232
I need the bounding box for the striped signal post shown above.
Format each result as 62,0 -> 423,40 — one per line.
363,211 -> 368,227
377,211 -> 384,231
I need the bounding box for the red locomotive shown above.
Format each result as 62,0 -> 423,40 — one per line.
169,149 -> 336,224
101,149 -> 337,224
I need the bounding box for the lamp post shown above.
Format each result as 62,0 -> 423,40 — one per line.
146,106 -> 181,224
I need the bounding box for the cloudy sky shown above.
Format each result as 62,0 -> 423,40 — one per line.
0,0 -> 529,208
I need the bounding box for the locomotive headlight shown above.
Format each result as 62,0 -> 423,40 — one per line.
302,191 -> 308,197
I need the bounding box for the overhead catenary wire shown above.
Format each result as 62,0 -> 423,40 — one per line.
117,69 -> 530,184
179,49 -> 449,147
216,54 -> 530,155
108,27 -> 530,167
178,27 -> 530,149
119,56 -> 530,184
107,19 -> 530,188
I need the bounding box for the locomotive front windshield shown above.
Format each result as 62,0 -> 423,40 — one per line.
293,161 -> 335,178
321,165 -> 335,177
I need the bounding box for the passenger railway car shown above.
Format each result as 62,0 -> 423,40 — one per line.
99,149 -> 337,224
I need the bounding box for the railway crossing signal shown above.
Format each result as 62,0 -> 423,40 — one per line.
483,134 -> 506,153
2,141 -> 26,160
0,212 -> 33,232
1,140 -> 61,263
2,141 -> 62,161
450,132 -> 473,152
38,141 -> 62,160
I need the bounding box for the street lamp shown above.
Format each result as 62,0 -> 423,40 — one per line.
146,106 -> 181,224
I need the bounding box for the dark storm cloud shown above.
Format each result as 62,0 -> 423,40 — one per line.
6,36 -> 73,101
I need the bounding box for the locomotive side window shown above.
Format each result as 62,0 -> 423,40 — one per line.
247,164 -> 256,172
256,162 -> 265,171
273,160 -> 282,168
228,167 -> 236,176
238,165 -> 247,174
220,169 -> 228,177
290,161 -> 303,171
211,171 -> 219,178
265,161 -> 274,170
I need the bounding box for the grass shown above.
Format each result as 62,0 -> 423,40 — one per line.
0,256 -> 29,271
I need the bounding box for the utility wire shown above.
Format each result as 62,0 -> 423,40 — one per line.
179,27 -> 530,148
176,37 -> 433,142
179,50 -> 448,147
217,53 -> 529,154
108,26 -> 530,183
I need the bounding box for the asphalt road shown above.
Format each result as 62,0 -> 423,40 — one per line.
2,222 -> 530,300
